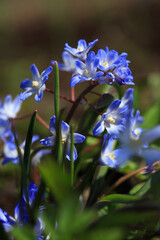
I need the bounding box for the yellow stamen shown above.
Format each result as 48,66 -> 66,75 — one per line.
107,153 -> 115,160
134,129 -> 140,136
107,117 -> 115,123
32,81 -> 39,87
84,69 -> 89,75
62,138 -> 66,144
78,47 -> 83,51
103,61 -> 109,68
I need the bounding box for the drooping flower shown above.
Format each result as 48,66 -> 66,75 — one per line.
20,64 -> 53,102
93,99 -> 128,138
70,51 -> 103,87
0,95 -> 22,120
96,47 -> 134,86
64,39 -> 98,61
51,51 -> 78,74
40,115 -> 85,161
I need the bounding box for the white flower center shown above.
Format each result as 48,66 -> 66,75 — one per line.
32,81 -> 40,87
103,61 -> 109,68
77,47 -> 83,51
107,116 -> 115,124
107,153 -> 115,160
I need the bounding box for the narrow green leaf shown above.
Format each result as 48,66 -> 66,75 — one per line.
54,61 -> 60,119
38,158 -> 71,204
86,165 -> 108,206
32,180 -> 45,210
70,126 -> 74,187
12,129 -> 23,168
54,114 -> 63,166
23,110 -> 37,175
98,194 -> 140,204
136,170 -> 160,200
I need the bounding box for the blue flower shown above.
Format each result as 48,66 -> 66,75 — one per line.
0,208 -> 16,232
0,119 -> 12,143
117,110 -> 160,169
96,47 -> 134,86
93,99 -> 128,138
113,60 -> 134,85
51,51 -> 78,74
0,95 -> 22,120
40,115 -> 85,161
0,182 -> 46,239
2,135 -> 40,165
70,51 -> 103,87
20,64 -> 53,102
64,39 -> 98,61
119,88 -> 134,112
99,135 -> 121,167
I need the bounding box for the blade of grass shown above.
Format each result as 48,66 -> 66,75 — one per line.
23,110 -> 37,176
70,126 -> 74,187
54,61 -> 60,119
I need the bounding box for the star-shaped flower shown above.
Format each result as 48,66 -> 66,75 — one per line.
20,64 -> 53,102
64,39 -> 98,61
40,115 -> 85,161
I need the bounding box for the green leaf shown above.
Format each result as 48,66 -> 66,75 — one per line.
54,61 -> 60,119
70,125 -> 74,187
12,226 -> 35,240
136,170 -> 160,200
86,165 -> 108,206
98,194 -> 140,204
23,110 -> 37,175
95,207 -> 158,228
38,158 -> 71,204
80,228 -> 125,240
57,197 -> 94,237
54,114 -> 63,166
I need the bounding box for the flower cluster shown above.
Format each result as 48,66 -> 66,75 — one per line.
0,38 -> 160,239
54,39 -> 134,87
97,88 -> 160,169
0,183 -> 47,239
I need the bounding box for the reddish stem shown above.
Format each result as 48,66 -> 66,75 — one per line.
65,82 -> 98,123
71,87 -> 75,102
11,113 -> 33,121
99,160 -> 160,199
36,114 -> 50,130
82,140 -> 101,154
45,88 -> 74,103
83,97 -> 103,115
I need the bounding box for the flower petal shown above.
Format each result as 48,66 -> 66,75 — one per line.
93,120 -> 105,135
73,133 -> 85,143
40,136 -> 55,146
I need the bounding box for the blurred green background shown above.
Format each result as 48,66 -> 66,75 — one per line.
0,0 -> 160,214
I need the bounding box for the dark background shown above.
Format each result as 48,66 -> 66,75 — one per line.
0,0 -> 160,214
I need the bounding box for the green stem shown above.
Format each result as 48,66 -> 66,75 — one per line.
70,126 -> 74,187
54,61 -> 60,119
